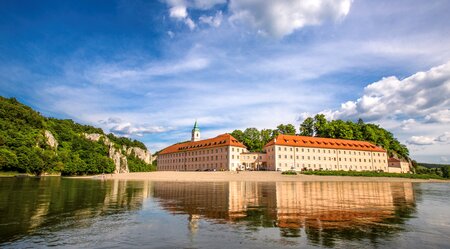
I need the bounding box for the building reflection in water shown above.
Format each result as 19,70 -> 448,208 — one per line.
152,181 -> 416,246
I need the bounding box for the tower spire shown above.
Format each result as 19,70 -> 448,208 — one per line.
191,120 -> 200,142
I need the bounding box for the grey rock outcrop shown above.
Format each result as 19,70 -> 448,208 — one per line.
44,130 -> 58,150
83,133 -> 152,174
125,146 -> 152,164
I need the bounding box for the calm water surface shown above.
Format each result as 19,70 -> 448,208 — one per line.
0,178 -> 449,248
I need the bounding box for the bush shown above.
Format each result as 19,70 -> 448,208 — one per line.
300,170 -> 444,179
282,170 -> 297,175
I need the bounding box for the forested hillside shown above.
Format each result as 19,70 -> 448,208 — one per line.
231,114 -> 409,159
0,97 -> 154,175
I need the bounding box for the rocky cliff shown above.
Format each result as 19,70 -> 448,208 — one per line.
84,133 -> 152,174
44,130 -> 58,149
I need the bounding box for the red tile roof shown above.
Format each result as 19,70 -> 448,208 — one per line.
159,133 -> 246,155
388,158 -> 401,163
264,134 -> 386,152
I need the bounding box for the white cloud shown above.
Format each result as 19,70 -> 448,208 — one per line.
189,0 -> 226,9
407,132 -> 450,146
110,122 -> 172,137
184,17 -> 196,30
401,118 -> 417,130
199,11 -> 223,27
229,0 -> 352,38
425,109 -> 450,123
407,136 -> 435,146
87,54 -> 210,85
435,132 -> 450,143
164,0 -> 226,30
324,62 -> 450,122
100,117 -> 173,136
169,5 -> 188,19
163,0 -> 352,37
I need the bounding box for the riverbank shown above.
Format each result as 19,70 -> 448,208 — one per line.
88,171 -> 449,182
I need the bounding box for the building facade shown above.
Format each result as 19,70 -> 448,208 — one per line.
387,158 -> 411,173
157,123 -> 247,171
265,134 -> 388,172
239,152 -> 267,171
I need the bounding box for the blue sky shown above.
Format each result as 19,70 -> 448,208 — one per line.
1,0 -> 450,163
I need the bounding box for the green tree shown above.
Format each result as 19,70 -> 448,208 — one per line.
313,114 -> 328,137
243,128 -> 262,151
0,148 -> 18,171
261,129 -> 276,145
441,166 -> 449,178
299,117 -> 314,136
276,124 -> 296,135
230,129 -> 244,142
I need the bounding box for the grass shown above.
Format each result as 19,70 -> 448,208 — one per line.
300,170 -> 445,180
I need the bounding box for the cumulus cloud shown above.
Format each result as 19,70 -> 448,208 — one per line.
435,132 -> 450,143
324,62 -> 450,122
229,0 -> 352,38
407,136 -> 435,146
99,117 -> 122,125
100,117 -> 172,137
169,5 -> 188,19
199,11 -> 223,27
164,0 -> 226,30
163,0 -> 352,37
425,109 -> 450,123
401,118 -> 417,130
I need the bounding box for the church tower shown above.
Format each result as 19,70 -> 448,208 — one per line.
191,120 -> 200,142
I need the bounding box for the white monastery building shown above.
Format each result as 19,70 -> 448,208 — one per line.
157,122 -> 407,172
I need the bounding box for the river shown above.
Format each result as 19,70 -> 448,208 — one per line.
0,177 -> 449,248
